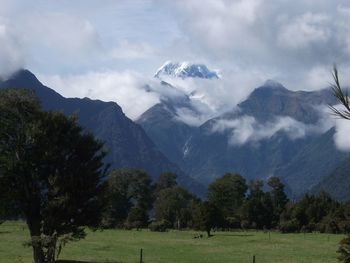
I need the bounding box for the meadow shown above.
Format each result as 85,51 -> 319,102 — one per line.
0,221 -> 344,263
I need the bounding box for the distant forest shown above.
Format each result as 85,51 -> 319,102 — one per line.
102,169 -> 350,237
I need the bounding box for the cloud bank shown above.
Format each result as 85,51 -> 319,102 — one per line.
334,119 -> 350,152
164,0 -> 350,90
212,112 -> 334,146
40,71 -> 160,120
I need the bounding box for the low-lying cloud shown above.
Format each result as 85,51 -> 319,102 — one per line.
212,113 -> 334,146
333,109 -> 350,152
40,66 -> 268,124
40,71 -> 160,120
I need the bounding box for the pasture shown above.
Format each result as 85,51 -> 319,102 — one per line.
0,221 -> 344,263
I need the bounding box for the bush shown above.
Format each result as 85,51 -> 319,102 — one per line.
338,235 -> 350,263
240,220 -> 250,230
124,221 -> 143,230
279,219 -> 299,233
317,219 -> 340,234
226,216 -> 241,229
148,220 -> 171,232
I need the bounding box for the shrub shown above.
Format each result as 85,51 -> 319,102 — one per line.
148,220 -> 171,232
279,219 -> 299,233
338,235 -> 350,263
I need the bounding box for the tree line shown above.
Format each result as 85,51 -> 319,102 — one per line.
101,170 -> 350,237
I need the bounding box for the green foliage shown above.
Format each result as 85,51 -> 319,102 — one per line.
279,192 -> 343,233
338,235 -> 350,263
0,89 -> 108,263
103,169 -> 153,228
154,172 -> 177,194
279,219 -> 300,233
268,176 -> 289,225
125,207 -> 148,230
193,201 -> 223,237
241,180 -> 274,229
208,173 -> 247,225
154,186 -> 196,228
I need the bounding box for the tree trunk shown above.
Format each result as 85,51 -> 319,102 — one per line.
27,219 -> 45,263
32,243 -> 45,263
46,235 -> 57,263
206,229 -> 211,237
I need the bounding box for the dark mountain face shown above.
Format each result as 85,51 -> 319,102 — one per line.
181,83 -> 342,194
0,70 -> 204,195
137,102 -> 195,166
136,82 -> 198,166
225,81 -> 335,123
139,80 -> 345,197
275,128 -> 349,197
311,156 -> 350,201
180,83 -> 344,195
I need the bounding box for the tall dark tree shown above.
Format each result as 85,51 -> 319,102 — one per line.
154,186 -> 196,228
193,201 -> 222,237
268,177 -> 288,226
242,180 -> 274,229
103,169 -> 153,228
208,173 -> 247,225
0,89 -> 108,263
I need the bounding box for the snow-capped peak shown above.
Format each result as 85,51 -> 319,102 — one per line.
154,61 -> 219,79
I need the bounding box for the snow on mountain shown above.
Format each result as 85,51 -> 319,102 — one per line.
154,61 -> 219,79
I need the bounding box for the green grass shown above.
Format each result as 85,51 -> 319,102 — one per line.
0,221 -> 344,263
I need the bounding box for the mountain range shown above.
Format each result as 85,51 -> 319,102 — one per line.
1,63 -> 350,200
0,69 -> 205,195
139,63 -> 350,199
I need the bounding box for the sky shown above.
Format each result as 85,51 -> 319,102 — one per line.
2,0 -> 350,127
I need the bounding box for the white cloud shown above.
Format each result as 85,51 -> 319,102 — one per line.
174,107 -> 209,127
277,13 -> 331,49
39,65 -> 267,127
212,112 -> 333,146
164,0 -> 350,90
39,71 -> 160,120
334,118 -> 350,152
301,65 -> 350,91
160,67 -> 269,113
110,40 -> 155,60
0,21 -> 25,77
27,13 -> 101,55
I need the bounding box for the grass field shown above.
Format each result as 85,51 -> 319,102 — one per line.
0,221 -> 344,263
